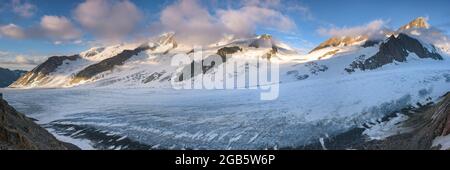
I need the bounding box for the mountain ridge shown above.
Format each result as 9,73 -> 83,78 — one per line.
0,68 -> 26,88
8,17 -> 450,89
309,17 -> 434,54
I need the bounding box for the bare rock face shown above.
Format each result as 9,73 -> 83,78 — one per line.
346,33 -> 443,72
0,98 -> 79,150
10,55 -> 80,87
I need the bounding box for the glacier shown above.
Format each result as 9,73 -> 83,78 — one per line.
2,58 -> 449,149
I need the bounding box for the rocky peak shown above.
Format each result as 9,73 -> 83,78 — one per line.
398,17 -> 430,31
157,32 -> 177,47
346,33 -> 443,72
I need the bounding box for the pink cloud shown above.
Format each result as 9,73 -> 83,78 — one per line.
40,15 -> 82,41
151,0 -> 297,45
74,0 -> 142,43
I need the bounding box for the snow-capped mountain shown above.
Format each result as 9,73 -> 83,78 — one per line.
9,32 -> 298,88
398,17 -> 430,31
9,17 -> 450,90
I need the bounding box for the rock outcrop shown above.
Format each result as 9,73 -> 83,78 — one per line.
0,97 -> 79,150
217,46 -> 243,61
361,92 -> 450,150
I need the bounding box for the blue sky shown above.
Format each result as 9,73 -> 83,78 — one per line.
1,0 -> 449,70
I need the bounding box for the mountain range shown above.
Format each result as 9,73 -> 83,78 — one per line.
3,17 -> 450,150
8,17 -> 449,90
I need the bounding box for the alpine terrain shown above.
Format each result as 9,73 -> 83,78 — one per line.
1,17 -> 450,150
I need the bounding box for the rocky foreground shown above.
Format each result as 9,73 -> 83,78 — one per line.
302,92 -> 450,150
0,97 -> 79,150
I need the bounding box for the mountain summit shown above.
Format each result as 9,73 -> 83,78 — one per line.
398,17 -> 430,31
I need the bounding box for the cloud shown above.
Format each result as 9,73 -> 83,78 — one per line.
11,0 -> 36,18
285,4 -> 314,20
0,54 -> 39,65
0,15 -> 82,43
154,0 -> 227,45
317,19 -> 388,38
243,0 -> 313,20
0,53 -> 43,70
151,0 -> 297,45
14,55 -> 40,65
218,5 -> 296,36
74,0 -> 142,43
0,24 -> 26,39
242,0 -> 281,8
0,51 -> 9,56
40,15 -> 82,41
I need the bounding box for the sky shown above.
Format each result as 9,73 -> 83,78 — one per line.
0,0 -> 449,70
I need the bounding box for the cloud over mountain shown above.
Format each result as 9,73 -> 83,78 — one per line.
317,19 -> 388,38
0,52 -> 43,70
151,0 -> 297,45
74,0 -> 142,43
